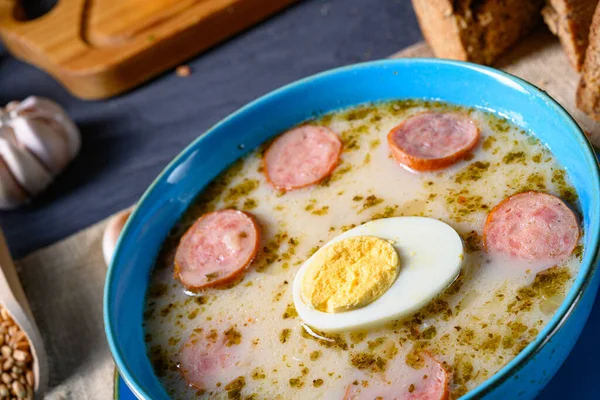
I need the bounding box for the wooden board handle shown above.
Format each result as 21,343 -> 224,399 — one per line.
0,0 -> 298,99
0,0 -> 88,84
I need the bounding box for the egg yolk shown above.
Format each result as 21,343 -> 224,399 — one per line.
301,236 -> 400,313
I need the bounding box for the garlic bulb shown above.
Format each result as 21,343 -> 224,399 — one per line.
0,97 -> 80,209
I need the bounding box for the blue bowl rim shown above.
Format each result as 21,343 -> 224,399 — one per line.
104,58 -> 600,399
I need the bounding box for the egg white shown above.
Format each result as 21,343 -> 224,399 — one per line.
292,217 -> 464,332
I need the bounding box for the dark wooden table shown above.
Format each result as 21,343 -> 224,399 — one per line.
0,0 -> 422,258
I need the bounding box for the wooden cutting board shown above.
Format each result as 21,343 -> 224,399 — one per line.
0,0 -> 297,100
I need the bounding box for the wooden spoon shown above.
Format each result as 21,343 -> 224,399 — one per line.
0,228 -> 48,396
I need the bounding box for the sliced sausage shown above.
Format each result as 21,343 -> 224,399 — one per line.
264,125 -> 342,190
387,112 -> 480,172
405,353 -> 450,400
484,191 -> 579,261
179,328 -> 239,390
174,209 -> 260,291
343,353 -> 449,400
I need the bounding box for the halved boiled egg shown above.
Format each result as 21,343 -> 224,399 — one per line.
292,217 -> 464,332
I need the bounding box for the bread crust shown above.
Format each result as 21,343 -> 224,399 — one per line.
412,0 -> 544,65
542,0 -> 598,71
577,2 -> 600,119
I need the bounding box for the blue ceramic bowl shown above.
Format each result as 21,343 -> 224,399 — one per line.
104,59 -> 600,399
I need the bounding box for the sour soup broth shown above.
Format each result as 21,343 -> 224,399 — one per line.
143,100 -> 582,399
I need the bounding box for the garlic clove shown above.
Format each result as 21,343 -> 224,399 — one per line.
12,97 -> 80,158
102,210 -> 132,266
0,138 -> 52,196
10,117 -> 73,175
5,101 -> 19,112
0,157 -> 29,210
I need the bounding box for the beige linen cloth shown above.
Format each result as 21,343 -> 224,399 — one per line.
15,29 -> 600,400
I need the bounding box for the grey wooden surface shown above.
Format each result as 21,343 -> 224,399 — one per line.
0,0 -> 422,258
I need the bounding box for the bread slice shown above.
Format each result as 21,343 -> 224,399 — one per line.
542,0 -> 599,71
412,0 -> 545,65
577,3 -> 600,119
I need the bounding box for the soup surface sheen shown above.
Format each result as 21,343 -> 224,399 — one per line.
143,100 -> 582,399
